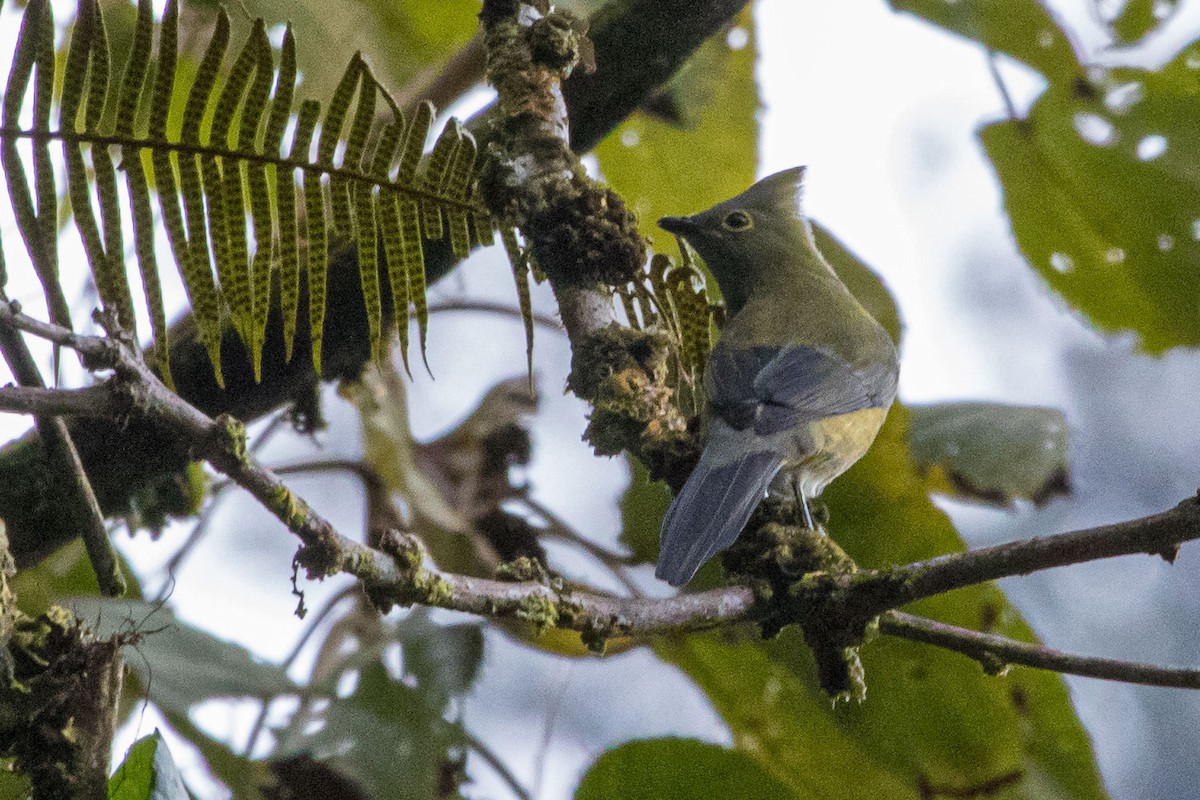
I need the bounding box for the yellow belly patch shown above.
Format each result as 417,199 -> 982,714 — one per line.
784,406 -> 889,498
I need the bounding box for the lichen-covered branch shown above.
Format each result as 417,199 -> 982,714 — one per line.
5,302 -> 1200,683
477,0 -> 700,488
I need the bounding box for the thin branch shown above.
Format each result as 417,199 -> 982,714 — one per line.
0,383 -> 124,417
0,298 -> 124,596
462,728 -> 533,800
427,299 -> 564,333
854,500 -> 1200,619
1,299 -> 753,637
881,611 -> 1200,689
985,49 -> 1021,123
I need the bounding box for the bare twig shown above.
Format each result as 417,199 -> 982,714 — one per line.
985,49 -> 1021,123
427,299 -> 564,333
462,728 -> 533,800
0,383 -> 124,417
0,298 -> 124,596
854,500 -> 1200,619
881,611 -> 1200,689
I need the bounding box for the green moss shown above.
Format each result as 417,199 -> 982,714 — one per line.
213,414 -> 249,465
495,556 -> 549,583
516,593 -> 560,635
419,574 -> 454,606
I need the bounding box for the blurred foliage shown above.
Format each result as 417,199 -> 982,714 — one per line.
180,0 -> 480,108
575,738 -> 799,800
69,598 -> 481,797
811,222 -> 903,344
1110,0 -> 1179,44
108,731 -> 188,800
273,609 -> 478,800
70,599 -> 295,713
653,408 -> 1106,799
909,402 -> 1071,508
888,0 -> 1083,83
898,0 -> 1200,352
12,539 -> 141,618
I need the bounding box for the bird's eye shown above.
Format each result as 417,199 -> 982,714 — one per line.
722,210 -> 753,231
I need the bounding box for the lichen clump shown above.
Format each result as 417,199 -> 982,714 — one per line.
525,181 -> 645,287
567,324 -> 696,484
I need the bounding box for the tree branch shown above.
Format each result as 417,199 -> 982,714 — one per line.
2,301 -> 1199,682
852,500 -> 1200,619
0,383 -> 124,418
881,611 -> 1200,689
0,298 -> 124,596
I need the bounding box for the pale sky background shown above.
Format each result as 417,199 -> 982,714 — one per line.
2,1 -> 1200,798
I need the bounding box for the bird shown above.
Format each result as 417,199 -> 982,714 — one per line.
655,166 -> 899,587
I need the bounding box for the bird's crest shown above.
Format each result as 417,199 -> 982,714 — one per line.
740,166 -> 806,218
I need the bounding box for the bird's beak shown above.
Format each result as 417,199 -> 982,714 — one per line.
657,215 -> 695,236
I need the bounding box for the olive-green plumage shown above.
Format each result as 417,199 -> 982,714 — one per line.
656,167 -> 898,586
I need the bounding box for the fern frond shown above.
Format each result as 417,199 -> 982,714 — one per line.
284,97 -> 319,364
501,228 -> 535,386
118,0 -> 173,386
242,23 -> 276,377
666,263 -> 712,401
2,0 -> 521,388
3,0 -> 71,334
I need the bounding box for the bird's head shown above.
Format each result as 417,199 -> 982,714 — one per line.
657,167 -> 821,312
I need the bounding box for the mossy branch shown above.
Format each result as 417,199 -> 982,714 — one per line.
3,301 -> 1200,689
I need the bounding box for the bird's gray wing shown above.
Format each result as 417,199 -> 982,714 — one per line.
655,442 -> 783,587
656,341 -> 897,586
709,341 -> 898,436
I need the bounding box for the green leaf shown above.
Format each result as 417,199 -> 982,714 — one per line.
659,405 -> 1108,800
1110,0 -> 1179,45
888,0 -> 1082,84
68,599 -> 294,714
575,739 -> 800,800
812,222 -> 902,344
596,10 -> 757,252
898,2 -> 1200,352
390,608 -> 483,709
212,0 -> 479,116
618,458 -> 672,564
274,662 -> 461,800
108,730 -> 188,800
908,402 -> 1070,508
981,59 -> 1200,352
12,539 -> 141,618
153,706 -> 270,799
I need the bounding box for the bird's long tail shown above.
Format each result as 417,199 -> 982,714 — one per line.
655,448 -> 784,587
